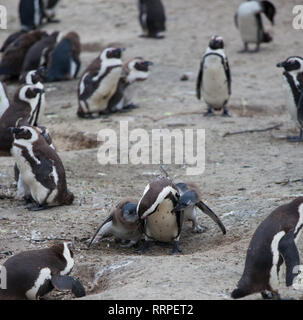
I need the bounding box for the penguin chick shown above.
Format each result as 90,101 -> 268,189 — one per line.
136,177 -> 182,254
21,31 -> 60,75
235,0 -> 276,53
0,30 -> 27,53
88,198 -> 141,248
196,35 -> 231,117
231,197 -> 303,300
0,83 -> 45,155
173,182 -> 226,235
77,47 -> 125,119
0,81 -> 10,119
44,31 -> 81,82
277,56 -> 303,142
0,30 -> 47,80
138,0 -> 166,39
10,125 -> 74,211
107,57 -> 153,113
0,242 -> 85,300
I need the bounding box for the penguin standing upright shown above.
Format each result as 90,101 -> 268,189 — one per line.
0,242 -> 85,300
19,0 -> 44,31
107,57 -> 153,113
231,197 -> 303,300
0,83 -> 45,155
77,47 -> 124,118
173,182 -> 226,235
277,56 -> 303,142
0,30 -> 47,80
88,198 -> 142,248
44,31 -> 81,82
196,35 -> 231,117
0,81 -> 10,119
136,177 -> 183,254
138,0 -> 166,39
10,125 -> 74,210
235,0 -> 276,53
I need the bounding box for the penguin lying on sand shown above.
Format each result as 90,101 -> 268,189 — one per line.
138,0 -> 166,39
88,198 -> 142,248
196,35 -> 231,117
231,197 -> 303,300
0,30 -> 26,53
174,182 -> 226,235
77,47 -> 124,119
235,0 -> 276,53
0,242 -> 85,300
10,125 -> 74,210
44,31 -> 81,82
107,57 -> 153,113
277,56 -> 303,142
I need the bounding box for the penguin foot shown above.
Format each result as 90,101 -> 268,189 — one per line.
135,241 -> 149,254
203,109 -> 215,117
47,18 -> 60,24
27,204 -> 48,211
170,241 -> 182,255
261,291 -> 274,299
192,224 -> 208,233
287,135 -> 303,142
120,240 -> 137,248
238,43 -> 249,54
123,103 -> 139,110
139,34 -> 164,39
221,109 -> 231,117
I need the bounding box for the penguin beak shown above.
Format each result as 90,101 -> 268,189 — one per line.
143,61 -> 153,67
33,88 -> 45,94
277,61 -> 286,68
8,127 -> 23,134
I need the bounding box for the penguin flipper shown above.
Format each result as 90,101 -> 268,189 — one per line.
196,201 -> 226,235
51,275 -> 86,297
278,231 -> 300,286
297,90 -> 303,128
196,61 -> 203,100
224,58 -> 232,95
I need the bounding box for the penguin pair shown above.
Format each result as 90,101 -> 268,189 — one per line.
10,125 -> 74,211
0,81 -> 45,155
106,57 -> 153,113
235,0 -> 276,53
19,0 -> 61,31
44,31 -> 81,82
0,30 -> 47,80
77,47 -> 125,119
138,0 -> 166,39
136,177 -> 226,254
232,197 -> 303,300
0,242 -> 85,300
277,56 -> 303,142
196,35 -> 231,117
88,198 -> 142,248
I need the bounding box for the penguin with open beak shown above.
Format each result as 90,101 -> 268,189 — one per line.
173,182 -> 226,235
137,177 -> 183,254
88,198 -> 142,248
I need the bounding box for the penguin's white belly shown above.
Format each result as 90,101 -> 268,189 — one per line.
202,58 -> 229,108
123,85 -> 135,108
237,1 -> 261,43
145,199 -> 179,242
282,76 -> 298,123
88,68 -> 122,112
70,59 -> 77,78
0,97 -> 9,119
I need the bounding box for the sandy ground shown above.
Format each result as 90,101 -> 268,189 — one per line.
1,0 -> 303,300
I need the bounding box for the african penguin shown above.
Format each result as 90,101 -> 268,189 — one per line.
196,35 -> 231,117
136,177 -> 183,254
107,57 -> 153,113
0,81 -> 10,119
0,83 -> 45,155
138,0 -> 166,39
231,197 -> 303,300
21,31 -> 60,75
88,198 -> 142,248
10,125 -> 74,210
277,56 -> 303,142
0,242 -> 85,300
0,30 -> 47,80
174,182 -> 226,235
44,31 -> 81,82
19,0 -> 44,31
77,47 -> 125,119
0,30 -> 26,53
235,0 -> 276,53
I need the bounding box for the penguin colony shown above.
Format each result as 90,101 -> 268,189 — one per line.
0,0 -> 302,301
